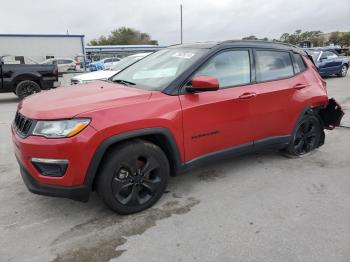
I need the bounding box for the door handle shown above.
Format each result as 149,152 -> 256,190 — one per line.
238,92 -> 257,99
293,83 -> 308,90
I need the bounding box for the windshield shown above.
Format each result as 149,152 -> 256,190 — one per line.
111,48 -> 206,91
109,55 -> 147,71
308,51 -> 321,62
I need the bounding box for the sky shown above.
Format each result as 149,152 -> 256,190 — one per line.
1,0 -> 349,45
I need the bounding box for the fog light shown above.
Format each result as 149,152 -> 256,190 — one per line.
31,158 -> 68,177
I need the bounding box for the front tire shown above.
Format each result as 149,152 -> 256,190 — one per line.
285,114 -> 323,156
338,65 -> 348,77
15,80 -> 41,99
97,140 -> 170,214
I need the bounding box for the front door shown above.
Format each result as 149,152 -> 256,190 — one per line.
179,49 -> 255,162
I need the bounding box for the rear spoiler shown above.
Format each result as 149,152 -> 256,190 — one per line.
319,98 -> 345,130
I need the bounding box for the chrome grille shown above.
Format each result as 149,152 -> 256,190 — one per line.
14,112 -> 33,137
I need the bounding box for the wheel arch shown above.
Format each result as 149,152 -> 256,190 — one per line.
291,105 -> 326,147
85,128 -> 182,190
13,73 -> 42,87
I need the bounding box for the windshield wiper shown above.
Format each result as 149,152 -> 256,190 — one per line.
113,79 -> 136,86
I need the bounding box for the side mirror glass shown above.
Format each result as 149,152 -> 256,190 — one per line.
186,75 -> 219,93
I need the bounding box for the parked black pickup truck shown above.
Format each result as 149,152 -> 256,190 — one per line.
0,58 -> 59,99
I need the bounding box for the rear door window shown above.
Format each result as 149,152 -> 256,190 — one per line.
256,50 -> 294,82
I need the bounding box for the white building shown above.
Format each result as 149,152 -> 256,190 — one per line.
0,34 -> 85,64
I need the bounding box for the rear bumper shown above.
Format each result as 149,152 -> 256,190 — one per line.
319,98 -> 345,129
40,77 -> 59,89
17,156 -> 90,202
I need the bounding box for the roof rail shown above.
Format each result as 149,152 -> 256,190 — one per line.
221,39 -> 299,48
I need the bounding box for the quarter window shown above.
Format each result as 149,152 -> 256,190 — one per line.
194,50 -> 251,88
292,53 -> 306,74
256,51 -> 294,82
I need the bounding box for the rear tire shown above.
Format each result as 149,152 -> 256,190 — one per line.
338,65 -> 348,77
15,80 -> 41,99
97,140 -> 170,214
284,114 -> 323,156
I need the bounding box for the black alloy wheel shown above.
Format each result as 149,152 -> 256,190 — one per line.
97,140 -> 170,214
112,155 -> 162,206
285,115 -> 323,156
15,80 -> 41,99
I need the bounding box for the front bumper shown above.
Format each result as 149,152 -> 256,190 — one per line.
12,123 -> 98,196
17,157 -> 90,202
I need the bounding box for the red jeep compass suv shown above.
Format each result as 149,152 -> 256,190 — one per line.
12,41 -> 343,214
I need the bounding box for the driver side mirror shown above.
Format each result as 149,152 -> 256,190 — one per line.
186,75 -> 219,93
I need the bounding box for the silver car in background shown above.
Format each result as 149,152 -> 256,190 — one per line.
42,58 -> 76,73
71,52 -> 151,84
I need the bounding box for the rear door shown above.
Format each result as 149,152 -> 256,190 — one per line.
179,49 -> 255,162
249,49 -> 305,142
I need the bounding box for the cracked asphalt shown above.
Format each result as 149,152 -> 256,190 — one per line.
1,75 -> 350,262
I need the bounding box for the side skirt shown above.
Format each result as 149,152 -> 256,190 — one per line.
179,135 -> 290,173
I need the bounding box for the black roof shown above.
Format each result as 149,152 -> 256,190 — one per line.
170,40 -> 306,55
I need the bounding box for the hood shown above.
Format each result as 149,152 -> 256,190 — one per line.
19,81 -> 152,119
72,70 -> 118,82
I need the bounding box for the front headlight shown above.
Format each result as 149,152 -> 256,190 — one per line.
32,119 -> 90,138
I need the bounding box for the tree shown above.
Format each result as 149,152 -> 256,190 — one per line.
328,32 -> 340,45
241,35 -> 268,41
279,30 -> 323,46
280,33 -> 290,42
89,27 -> 158,45
339,32 -> 350,46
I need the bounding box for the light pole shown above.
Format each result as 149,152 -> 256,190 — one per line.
180,4 -> 183,44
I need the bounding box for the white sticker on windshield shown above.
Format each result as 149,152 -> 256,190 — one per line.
133,67 -> 178,79
172,52 -> 195,59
